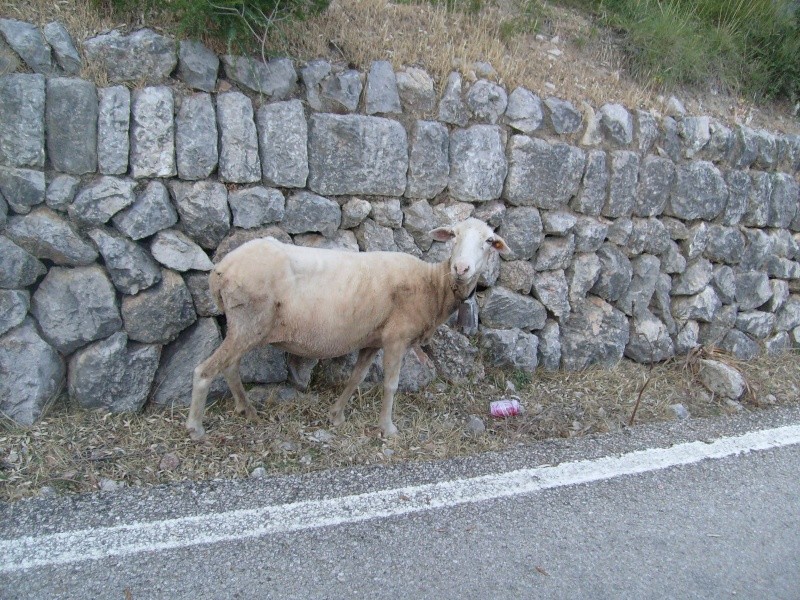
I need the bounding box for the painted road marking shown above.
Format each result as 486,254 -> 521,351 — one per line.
2,424 -> 800,573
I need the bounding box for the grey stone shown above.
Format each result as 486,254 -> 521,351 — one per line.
730,125 -> 759,169
83,29 -> 176,82
282,191 -> 341,237
240,345 -> 288,385
660,240 -> 686,274
665,96 -> 686,118
294,230 -> 359,253
365,60 -> 401,115
425,325 -> 480,384
0,35 -> 20,73
70,176 -> 136,225
658,116 -> 681,162
68,332 -> 160,412
341,197 -> 372,230
661,216 -> 689,240
480,327 -> 538,371
681,222 -> 709,260
396,67 -> 435,114
46,174 -> 79,211
599,103 -> 633,145
764,279 -> 790,313
175,93 -> 218,180
675,321 -> 699,354
567,252 -> 601,304
213,226 -> 291,262
6,207 -> 97,266
698,304 -> 738,347
438,72 -> 469,127
217,92 -> 261,183
46,77 -> 97,174
768,229 -> 799,259
531,269 -> 570,318
698,359 -> 745,400
768,173 -> 799,228
670,404 -> 691,420
496,206 -> 543,260
0,165 -> 45,213
393,228 -> 422,258
541,211 -> 577,235
150,229 -> 213,272
480,286 -> 546,331
88,227 -> 161,294
112,181 -> 177,240
635,110 -> 659,155
97,86 -> 130,175
0,289 -> 28,336
406,120 -> 449,199
0,236 -> 45,288
703,119 -> 734,162
229,186 -> 285,229
579,102 -> 603,147
257,99 -> 308,188
535,235 -> 574,271
719,329 -> 760,360
32,265 -> 121,354
170,180 -> 231,249
472,200 -> 506,228
603,151 -> 639,218
628,218 -> 670,255
0,19 -> 53,74
765,332 -> 791,355
308,114 -> 407,196
130,86 -> 176,178
370,198 -> 403,228
184,272 -> 221,317
606,218 -> 632,246
505,87 -> 543,133
434,201 -> 474,225
652,273 -> 676,335
735,271 -> 772,311
0,318 -> 64,425
449,125 -> 507,203
753,129 -> 779,170
300,59 -> 331,111
625,309 -> 674,363
478,251 -> 501,287
506,137 -> 584,209
402,199 -> 438,250
711,265 -> 737,305
764,256 -> 800,279
704,225 -> 745,265
635,156 -> 674,217
466,79 -> 507,124
672,286 -> 722,322
775,296 -> 800,332
572,150 -> 607,216
735,311 -> 775,339
43,21 -> 83,75
668,161 -> 728,220
590,244 -> 632,303
465,415 -> 486,435
0,73 -> 45,168
672,258 -> 713,296
221,55 -> 296,98
499,260 -> 536,294
151,318 -> 226,406
544,96 -> 582,134
177,40 -> 218,92
355,218 -> 397,252
740,228 -> 773,271
617,254 -> 660,316
678,116 -> 710,158
537,320 -> 561,370
742,171 -> 771,228
121,269 -> 196,344
560,297 -> 629,370
316,68 -> 363,113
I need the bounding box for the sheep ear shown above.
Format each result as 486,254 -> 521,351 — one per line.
429,227 -> 456,242
489,235 -> 510,255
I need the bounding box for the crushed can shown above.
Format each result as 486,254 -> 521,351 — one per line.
490,398 -> 521,418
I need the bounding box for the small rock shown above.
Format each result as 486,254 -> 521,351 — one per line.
670,404 -> 690,420
465,415 -> 486,435
99,478 -> 124,492
250,467 -> 267,479
159,453 -> 180,471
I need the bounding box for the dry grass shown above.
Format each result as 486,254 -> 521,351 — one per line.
2,351 -> 798,501
5,0 -> 798,133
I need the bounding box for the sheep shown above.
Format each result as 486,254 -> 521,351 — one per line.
186,217 -> 509,440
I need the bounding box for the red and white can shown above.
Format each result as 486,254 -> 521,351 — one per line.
490,399 -> 521,418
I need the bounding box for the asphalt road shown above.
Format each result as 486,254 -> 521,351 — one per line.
2,405 -> 799,600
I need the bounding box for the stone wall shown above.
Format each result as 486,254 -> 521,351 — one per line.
1,19 -> 800,425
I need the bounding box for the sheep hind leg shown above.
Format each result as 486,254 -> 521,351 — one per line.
187,341 -> 239,441
329,348 -> 380,427
222,360 -> 258,422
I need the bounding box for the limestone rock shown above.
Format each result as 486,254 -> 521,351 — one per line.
599,103 -> 633,145
0,73 -> 45,168
97,86 -> 130,175
425,325 -> 480,384
572,150 -> 607,216
281,191 -> 341,237
46,78 -> 97,174
84,29 -> 176,82
175,93 -> 218,180
406,120 -> 449,199
635,156 -> 674,217
69,176 -> 136,225
544,96 -> 582,134
505,136 -> 584,208
505,87 -> 543,133
667,161 -> 728,220
221,55 -> 297,99
603,151 -> 639,218
112,181 -> 177,241
0,19 -> 53,74
121,269 -> 196,344
698,359 -> 745,400
0,235 -> 46,288
130,86 -> 176,178
625,309 -> 674,363
257,99 -> 308,189
6,208 -> 97,266
88,227 -> 162,294
170,180 -> 231,249
365,60 -> 401,115
479,286 -> 546,331
560,297 -> 630,370
229,186 -> 285,229
396,67 -> 435,114
45,174 -> 79,212
480,327 -> 538,371
0,166 -> 45,214
531,270 -> 570,318
466,79 -> 507,124
438,72 -> 469,127
177,40 -> 218,92
448,125 -> 507,203
0,289 -> 28,336
496,206 -> 543,260
217,92 -> 261,183
150,229 -> 213,272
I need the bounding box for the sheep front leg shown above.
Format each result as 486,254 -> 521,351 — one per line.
329,348 -> 380,427
378,343 -> 406,438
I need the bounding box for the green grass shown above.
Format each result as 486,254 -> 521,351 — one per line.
584,0 -> 800,101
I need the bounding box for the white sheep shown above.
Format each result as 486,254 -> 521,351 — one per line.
186,217 -> 509,440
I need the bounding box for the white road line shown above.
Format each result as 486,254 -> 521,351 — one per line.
2,424 -> 800,573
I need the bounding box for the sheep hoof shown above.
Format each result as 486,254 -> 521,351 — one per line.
236,405 -> 259,422
329,409 -> 345,427
186,423 -> 207,441
380,422 -> 398,438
